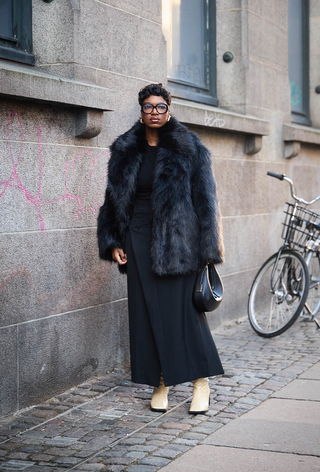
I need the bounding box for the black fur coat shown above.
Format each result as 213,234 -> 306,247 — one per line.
97,117 -> 224,276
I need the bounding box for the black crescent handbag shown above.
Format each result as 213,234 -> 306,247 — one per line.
193,262 -> 224,313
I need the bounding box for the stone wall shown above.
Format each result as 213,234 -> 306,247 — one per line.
0,0 -> 166,417
0,0 -> 319,417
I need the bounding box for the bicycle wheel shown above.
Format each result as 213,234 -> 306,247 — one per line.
306,252 -> 320,316
248,250 -> 309,337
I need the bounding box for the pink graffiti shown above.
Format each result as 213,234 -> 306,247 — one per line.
0,111 -> 109,231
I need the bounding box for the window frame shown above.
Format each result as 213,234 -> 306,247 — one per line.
0,0 -> 35,66
288,0 -> 310,126
164,0 -> 218,107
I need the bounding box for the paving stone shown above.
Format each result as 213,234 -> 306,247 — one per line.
150,428 -> 181,436
72,390 -> 99,397
181,432 -> 207,440
29,454 -> 55,462
194,421 -> 224,432
215,395 -> 239,403
0,460 -> 36,470
251,388 -> 274,395
191,421 -> 225,433
45,447 -> 74,456
236,397 -> 261,406
237,377 -> 264,386
72,450 -> 95,459
173,438 -> 199,446
100,448 -> 127,458
217,412 -> 238,419
108,466 -> 130,472
1,440 -> 21,451
221,405 -> 248,415
152,444 -> 189,459
145,434 -> 175,442
24,467 -> 57,472
102,457 -> 134,465
91,386 -> 110,393
54,456 -> 81,465
118,438 -> 145,446
7,453 -> 30,460
74,464 -> 107,471
247,393 -> 269,401
44,437 -> 78,447
127,446 -> 156,453
160,423 -> 191,431
139,456 -> 170,467
127,466 -> 157,472
125,452 -> 147,459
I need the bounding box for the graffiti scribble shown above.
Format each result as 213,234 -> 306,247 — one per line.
0,110 -> 109,231
290,81 -> 302,107
205,109 -> 226,128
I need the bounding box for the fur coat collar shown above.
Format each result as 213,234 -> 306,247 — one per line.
97,117 -> 224,276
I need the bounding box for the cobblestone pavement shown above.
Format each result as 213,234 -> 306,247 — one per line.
1,318 -> 319,472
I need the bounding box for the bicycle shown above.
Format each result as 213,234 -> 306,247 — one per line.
248,172 -> 320,337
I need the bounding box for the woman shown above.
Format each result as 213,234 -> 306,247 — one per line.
98,83 -> 224,414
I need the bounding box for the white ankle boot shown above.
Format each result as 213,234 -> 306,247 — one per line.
189,377 -> 210,414
150,374 -> 169,412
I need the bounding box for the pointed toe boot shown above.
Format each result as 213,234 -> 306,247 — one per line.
189,377 -> 210,415
150,375 -> 169,412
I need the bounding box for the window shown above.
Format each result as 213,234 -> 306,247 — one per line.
288,0 -> 310,125
0,0 -> 35,65
162,0 -> 217,106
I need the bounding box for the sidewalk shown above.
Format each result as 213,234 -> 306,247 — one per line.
0,318 -> 319,471
160,351 -> 320,472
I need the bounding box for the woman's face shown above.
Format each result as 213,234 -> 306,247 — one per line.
141,95 -> 170,129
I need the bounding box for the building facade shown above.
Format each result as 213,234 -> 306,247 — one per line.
1,0 -> 320,416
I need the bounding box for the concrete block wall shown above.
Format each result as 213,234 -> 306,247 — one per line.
1,0 -> 319,416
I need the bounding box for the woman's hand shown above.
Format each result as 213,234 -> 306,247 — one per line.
112,247 -> 127,265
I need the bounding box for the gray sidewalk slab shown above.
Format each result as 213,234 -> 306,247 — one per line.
158,445 -> 320,472
299,362 -> 320,380
202,398 -> 320,455
271,378 -> 320,401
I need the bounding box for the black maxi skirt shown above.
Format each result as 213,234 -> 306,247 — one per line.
124,203 -> 224,388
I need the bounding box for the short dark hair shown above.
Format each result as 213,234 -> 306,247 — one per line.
138,83 -> 171,107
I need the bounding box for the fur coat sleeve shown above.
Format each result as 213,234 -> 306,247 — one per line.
97,185 -> 122,263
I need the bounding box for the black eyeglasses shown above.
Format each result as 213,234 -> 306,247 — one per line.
141,103 -> 168,114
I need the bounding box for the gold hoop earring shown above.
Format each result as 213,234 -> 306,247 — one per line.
167,114 -> 171,122
140,117 -> 144,124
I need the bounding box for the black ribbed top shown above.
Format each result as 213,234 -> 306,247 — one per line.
135,144 -> 157,203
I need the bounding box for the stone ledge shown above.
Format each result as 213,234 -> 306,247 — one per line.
75,109 -> 104,139
171,99 -> 270,155
283,122 -> 320,144
0,62 -> 112,110
0,62 -> 113,138
283,122 -> 320,158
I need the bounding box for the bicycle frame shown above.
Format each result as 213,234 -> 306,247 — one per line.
267,172 -> 320,329
270,202 -> 299,293
302,250 -> 320,326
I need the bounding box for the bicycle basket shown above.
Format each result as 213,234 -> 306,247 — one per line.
282,203 -> 320,251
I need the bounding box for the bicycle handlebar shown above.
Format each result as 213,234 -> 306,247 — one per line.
267,171 -> 320,205
267,171 -> 284,181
